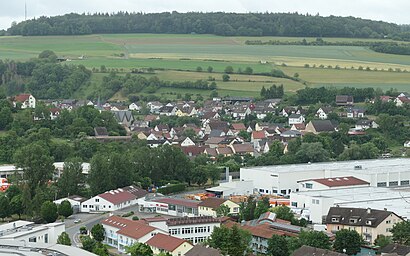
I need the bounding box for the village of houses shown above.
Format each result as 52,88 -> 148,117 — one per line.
2,91 -> 410,256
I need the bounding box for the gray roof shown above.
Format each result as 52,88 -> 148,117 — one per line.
113,110 -> 134,123
292,246 -> 347,256
310,120 -> 335,132
380,244 -> 410,255
185,245 -> 222,256
325,207 -> 398,227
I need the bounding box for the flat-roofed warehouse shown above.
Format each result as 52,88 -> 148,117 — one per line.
240,158 -> 410,195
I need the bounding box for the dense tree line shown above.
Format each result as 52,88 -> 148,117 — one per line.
7,12 -> 400,38
98,72 -> 216,101
0,51 -> 91,99
292,86 -> 376,105
246,38 -> 410,56
260,84 -> 284,99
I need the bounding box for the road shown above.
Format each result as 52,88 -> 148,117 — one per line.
66,213 -> 109,247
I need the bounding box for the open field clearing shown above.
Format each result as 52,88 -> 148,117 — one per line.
1,34 -> 410,98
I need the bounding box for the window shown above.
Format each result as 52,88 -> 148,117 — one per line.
95,198 -> 99,202
401,180 -> 410,186
389,181 -> 399,187
305,183 -> 313,189
281,189 -> 287,195
366,220 -> 372,225
377,182 -> 387,187
349,218 -> 358,224
83,205 -> 87,208
386,228 -> 391,232
331,218 -> 339,222
312,199 -> 319,204
29,237 -> 36,242
291,202 -> 297,207
386,220 -> 391,224
259,189 -> 264,192
169,204 -> 176,211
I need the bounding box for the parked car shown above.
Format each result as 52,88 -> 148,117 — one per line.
74,219 -> 81,223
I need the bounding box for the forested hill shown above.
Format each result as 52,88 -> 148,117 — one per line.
6,12 -> 403,38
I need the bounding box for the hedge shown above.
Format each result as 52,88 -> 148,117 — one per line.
157,183 -> 186,195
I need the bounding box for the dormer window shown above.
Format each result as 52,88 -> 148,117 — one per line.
349,218 -> 358,224
366,220 -> 372,225
331,217 -> 340,222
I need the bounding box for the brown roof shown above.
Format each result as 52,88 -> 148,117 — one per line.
181,146 -> 209,157
146,233 -> 190,252
380,244 -> 410,255
205,137 -> 225,145
231,143 -> 254,153
204,148 -> 218,157
198,198 -> 227,209
167,216 -> 220,226
224,221 -> 297,239
14,94 -> 31,102
116,222 -> 157,240
185,244 -> 222,256
231,123 -> 246,131
292,245 -> 347,256
216,147 -> 233,155
98,190 -> 136,205
144,115 -> 158,122
154,198 -> 200,208
301,176 -> 369,188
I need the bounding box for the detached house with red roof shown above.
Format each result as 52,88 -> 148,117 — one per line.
13,94 -> 36,109
146,233 -> 193,256
81,186 -> 146,213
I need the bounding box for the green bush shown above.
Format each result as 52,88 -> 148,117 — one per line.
132,216 -> 139,221
157,183 -> 186,195
122,211 -> 134,217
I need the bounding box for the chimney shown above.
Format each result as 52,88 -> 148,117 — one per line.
367,208 -> 371,214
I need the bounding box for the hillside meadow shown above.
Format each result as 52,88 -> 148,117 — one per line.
1,33 -> 410,100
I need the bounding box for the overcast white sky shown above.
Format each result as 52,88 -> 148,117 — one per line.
1,0 -> 409,30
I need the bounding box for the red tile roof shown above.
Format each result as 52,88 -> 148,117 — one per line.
98,189 -> 136,205
301,176 -> 369,188
14,94 -> 31,102
252,131 -> 266,140
102,216 -> 158,240
224,221 -> 297,239
154,198 -> 200,208
102,215 -> 140,229
146,233 -> 190,252
231,123 -> 246,131
231,144 -> 254,153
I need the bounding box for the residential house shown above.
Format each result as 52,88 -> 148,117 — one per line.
185,244 -> 222,256
288,113 -> 305,125
146,233 -> 193,256
160,105 -> 178,116
205,121 -> 229,135
346,107 -> 365,118
53,195 -> 87,214
102,215 -> 166,253
395,96 -> 410,107
336,95 -> 354,106
298,176 -> 370,192
404,141 -> 410,148
181,146 -> 209,158
128,102 -> 141,111
355,120 -> 379,130
292,245 -> 348,256
325,207 -> 404,244
291,123 -> 306,131
316,107 -> 333,120
251,130 -> 267,143
13,94 -> 36,109
49,108 -> 61,120
198,198 -> 240,217
180,137 -> 196,147
230,143 -> 255,156
305,120 -> 336,134
379,244 -> 410,256
147,101 -> 163,113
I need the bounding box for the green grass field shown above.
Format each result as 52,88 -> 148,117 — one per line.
1,33 -> 410,99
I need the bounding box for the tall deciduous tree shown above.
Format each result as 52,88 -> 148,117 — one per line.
91,224 -> 105,242
267,234 -> 290,256
333,229 -> 362,255
57,232 -> 72,245
57,159 -> 85,197
41,201 -> 58,223
58,200 -> 73,218
126,242 -> 153,256
0,196 -> 10,221
299,230 -> 331,250
391,221 -> 410,245
14,143 -> 54,196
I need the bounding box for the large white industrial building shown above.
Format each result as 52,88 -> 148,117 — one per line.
240,158 -> 410,196
290,186 -> 410,224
